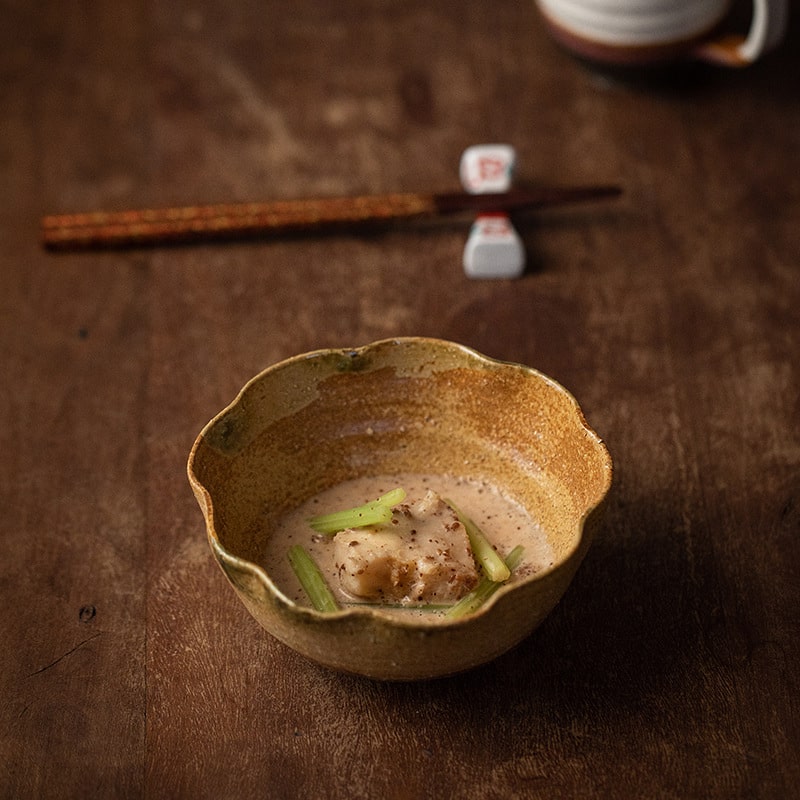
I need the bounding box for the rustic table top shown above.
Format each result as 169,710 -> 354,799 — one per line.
2,2 -> 798,798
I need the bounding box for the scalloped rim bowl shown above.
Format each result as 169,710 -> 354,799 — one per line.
187,337 -> 612,680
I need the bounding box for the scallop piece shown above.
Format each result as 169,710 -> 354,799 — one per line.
333,491 -> 479,605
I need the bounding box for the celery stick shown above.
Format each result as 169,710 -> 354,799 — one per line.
343,602 -> 450,612
287,545 -> 339,612
308,487 -> 406,534
446,500 -> 511,582
376,487 -> 406,507
308,503 -> 392,534
445,545 -> 524,619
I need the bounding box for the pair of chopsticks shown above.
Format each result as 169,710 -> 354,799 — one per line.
41,184 -> 621,251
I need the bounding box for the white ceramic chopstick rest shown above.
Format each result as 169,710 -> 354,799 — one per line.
460,145 -> 526,279
459,144 -> 516,194
463,214 -> 526,279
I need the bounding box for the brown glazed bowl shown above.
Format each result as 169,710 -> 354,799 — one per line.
187,337 -> 612,680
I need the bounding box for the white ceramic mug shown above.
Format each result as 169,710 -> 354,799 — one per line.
534,0 -> 788,67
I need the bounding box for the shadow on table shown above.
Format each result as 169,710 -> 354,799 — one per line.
342,485 -> 740,734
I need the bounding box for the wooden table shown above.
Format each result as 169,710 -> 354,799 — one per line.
2,2 -> 798,797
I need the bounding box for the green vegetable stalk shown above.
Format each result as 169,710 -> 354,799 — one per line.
287,545 -> 339,612
445,545 -> 525,619
446,499 -> 511,582
308,487 -> 406,534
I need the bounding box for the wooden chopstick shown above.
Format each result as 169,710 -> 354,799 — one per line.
41,184 -> 621,250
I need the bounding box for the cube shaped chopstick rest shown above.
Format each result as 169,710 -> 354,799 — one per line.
459,144 -> 517,195
463,214 -> 525,280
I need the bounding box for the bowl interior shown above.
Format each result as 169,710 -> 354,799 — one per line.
191,339 -> 608,594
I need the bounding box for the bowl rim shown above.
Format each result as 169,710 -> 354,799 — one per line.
187,336 -> 612,629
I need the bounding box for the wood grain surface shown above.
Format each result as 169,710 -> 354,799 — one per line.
1,1 -> 798,798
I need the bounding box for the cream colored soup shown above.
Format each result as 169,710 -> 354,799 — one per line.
263,473 -> 554,615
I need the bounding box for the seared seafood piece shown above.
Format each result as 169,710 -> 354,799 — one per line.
333,491 -> 479,604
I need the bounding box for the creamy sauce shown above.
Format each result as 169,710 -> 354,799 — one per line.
263,473 -> 555,618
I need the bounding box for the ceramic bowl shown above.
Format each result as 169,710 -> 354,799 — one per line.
187,337 -> 612,681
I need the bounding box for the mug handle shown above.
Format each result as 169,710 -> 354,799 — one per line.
695,0 -> 788,66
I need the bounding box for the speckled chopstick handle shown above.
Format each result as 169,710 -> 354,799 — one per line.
41,193 -> 439,250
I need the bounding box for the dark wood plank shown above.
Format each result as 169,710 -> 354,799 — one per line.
0,1 -> 152,795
